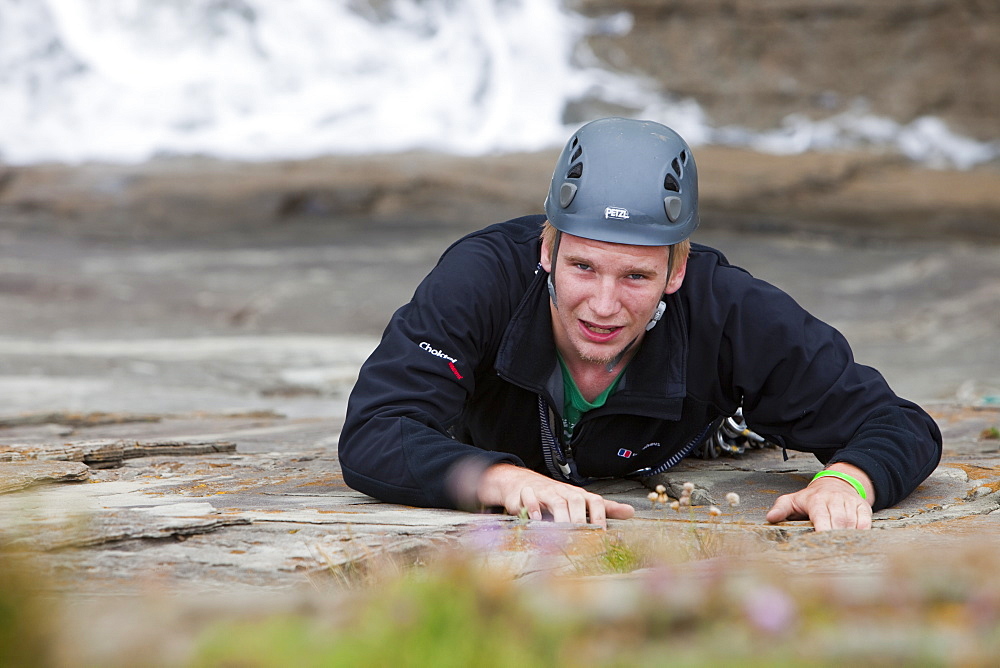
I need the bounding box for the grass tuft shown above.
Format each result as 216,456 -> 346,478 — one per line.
0,548 -> 56,668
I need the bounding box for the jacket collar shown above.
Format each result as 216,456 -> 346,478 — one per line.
495,269 -> 688,421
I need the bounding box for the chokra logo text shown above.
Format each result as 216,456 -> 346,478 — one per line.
419,341 -> 458,364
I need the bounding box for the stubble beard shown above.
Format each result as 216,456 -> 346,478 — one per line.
574,341 -> 627,367
554,303 -> 635,369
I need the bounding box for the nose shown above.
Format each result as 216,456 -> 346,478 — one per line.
588,277 -> 621,319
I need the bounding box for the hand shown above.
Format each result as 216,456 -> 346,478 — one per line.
476,463 -> 634,529
766,463 -> 875,531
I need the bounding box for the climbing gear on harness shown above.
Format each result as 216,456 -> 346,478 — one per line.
537,395 -> 724,484
694,408 -> 774,459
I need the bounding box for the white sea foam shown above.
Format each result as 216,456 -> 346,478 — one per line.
0,0 -> 995,167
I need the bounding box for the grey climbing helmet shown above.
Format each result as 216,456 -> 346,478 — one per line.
544,117 -> 699,246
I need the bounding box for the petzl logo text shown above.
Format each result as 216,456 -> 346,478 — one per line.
605,207 -> 629,220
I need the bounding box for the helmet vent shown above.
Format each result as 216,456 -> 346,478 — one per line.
545,118 -> 698,245
664,173 -> 680,193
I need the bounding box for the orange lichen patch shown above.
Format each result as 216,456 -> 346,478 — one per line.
941,462 -> 1000,481
911,515 -> 1000,537
971,481 -> 1000,495
927,404 -> 1000,421
294,476 -> 346,488
556,531 -> 608,558
187,410 -> 285,420
0,411 -> 162,429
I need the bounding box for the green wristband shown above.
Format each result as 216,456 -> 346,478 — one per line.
811,470 -> 867,500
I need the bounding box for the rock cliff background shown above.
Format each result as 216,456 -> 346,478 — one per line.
573,0 -> 998,142
1,0 -> 997,242
0,1 -> 997,413
1,6 -> 999,658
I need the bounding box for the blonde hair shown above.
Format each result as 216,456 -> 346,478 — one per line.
540,220 -> 690,278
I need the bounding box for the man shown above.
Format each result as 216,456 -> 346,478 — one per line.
338,117 -> 941,531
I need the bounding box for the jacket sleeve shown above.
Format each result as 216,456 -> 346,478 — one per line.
337,232 -> 529,509
690,260 -> 942,511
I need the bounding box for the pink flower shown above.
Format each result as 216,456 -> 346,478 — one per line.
743,585 -> 797,634
465,521 -> 505,552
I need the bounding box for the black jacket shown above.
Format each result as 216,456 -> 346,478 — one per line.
338,215 -> 942,512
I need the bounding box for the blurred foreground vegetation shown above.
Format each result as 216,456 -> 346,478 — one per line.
195,544 -> 1000,667
4,522 -> 1000,668
0,551 -> 57,668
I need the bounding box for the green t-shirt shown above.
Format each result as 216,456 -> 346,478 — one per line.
556,354 -> 625,443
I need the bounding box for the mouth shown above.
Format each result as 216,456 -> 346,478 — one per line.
584,322 -> 619,334
579,320 -> 624,341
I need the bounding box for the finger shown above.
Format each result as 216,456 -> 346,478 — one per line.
827,497 -> 855,530
810,502 -> 834,532
765,494 -> 801,524
587,496 -> 608,529
515,487 -> 542,521
606,500 -> 635,520
835,498 -> 872,530
539,491 -> 572,524
856,504 -> 873,530
566,493 -> 589,525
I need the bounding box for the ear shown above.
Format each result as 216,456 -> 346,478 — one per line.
539,234 -> 553,273
664,255 -> 688,295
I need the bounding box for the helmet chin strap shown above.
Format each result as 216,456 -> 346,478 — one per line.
641,243 -> 674,333
546,230 -> 562,309
547,232 -> 676,373
604,336 -> 637,373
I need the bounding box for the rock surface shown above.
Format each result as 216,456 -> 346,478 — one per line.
0,146 -> 997,667
0,405 -> 997,592
573,0 -> 1000,142
0,134 -> 998,664
1,4 -> 998,657
2,149 -> 998,243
